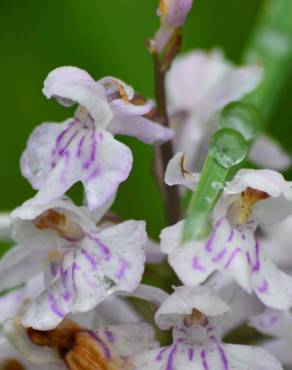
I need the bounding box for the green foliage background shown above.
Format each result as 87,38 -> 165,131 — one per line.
1,0 -> 292,240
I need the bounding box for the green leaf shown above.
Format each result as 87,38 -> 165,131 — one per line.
183,129 -> 248,242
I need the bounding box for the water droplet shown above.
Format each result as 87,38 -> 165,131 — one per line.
209,128 -> 248,168
219,102 -> 260,141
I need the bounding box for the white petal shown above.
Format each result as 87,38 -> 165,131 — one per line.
205,64 -> 263,115
145,239 -> 166,264
249,309 -> 290,339
222,343 -> 282,370
260,339 -> 292,367
166,50 -> 231,113
155,285 -> 230,330
226,168 -> 292,199
21,221 -> 147,330
21,121 -> 133,211
94,322 -> 158,358
248,245 -> 292,309
43,66 -> 112,126
165,152 -> 199,190
249,134 -> 291,171
3,319 -> 62,366
160,219 -> 252,293
0,246 -> 47,291
108,112 -> 174,144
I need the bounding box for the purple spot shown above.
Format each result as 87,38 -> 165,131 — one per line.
188,348 -> 194,361
48,293 -> 65,318
166,345 -> 177,370
212,248 -> 227,262
257,279 -> 269,293
62,291 -> 70,301
116,259 -> 128,280
85,330 -> 111,360
99,132 -> 104,140
192,257 -> 205,272
200,350 -> 209,370
223,247 -> 241,269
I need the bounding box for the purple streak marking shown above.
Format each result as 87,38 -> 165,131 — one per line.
81,249 -> 96,268
116,259 -> 128,280
84,168 -> 100,183
246,240 -> 260,272
156,348 -> 168,361
77,135 -> 85,158
104,330 -> 115,343
85,330 -> 111,360
212,248 -> 227,262
56,121 -> 75,147
224,247 -> 241,269
166,345 -> 177,370
87,234 -> 111,260
192,257 -> 205,272
188,348 -> 194,361
48,292 -> 65,318
58,130 -> 79,155
83,132 -> 96,169
227,228 -> 234,242
205,219 -> 223,252
217,344 -> 229,370
72,262 -> 80,292
200,350 -> 209,370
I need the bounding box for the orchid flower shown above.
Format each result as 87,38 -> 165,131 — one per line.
161,154 -> 292,309
154,0 -> 194,53
0,196 -> 148,330
132,285 -> 282,370
21,67 -> 173,211
166,50 -> 263,171
250,308 -> 292,368
0,282 -> 165,370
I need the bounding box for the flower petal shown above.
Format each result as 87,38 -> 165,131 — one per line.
21,221 -> 147,330
165,152 -> 199,190
94,322 -> 158,358
249,135 -> 291,171
222,343 -> 282,370
248,245 -> 292,309
0,246 -> 47,291
160,219 -> 252,293
155,285 -> 230,330
43,66 -> 112,126
108,112 -> 174,145
249,309 -> 290,339
21,121 -> 133,211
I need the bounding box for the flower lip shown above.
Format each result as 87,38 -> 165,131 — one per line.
155,286 -> 230,331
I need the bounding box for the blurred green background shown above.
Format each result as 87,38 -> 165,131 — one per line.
1,0 -> 292,239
